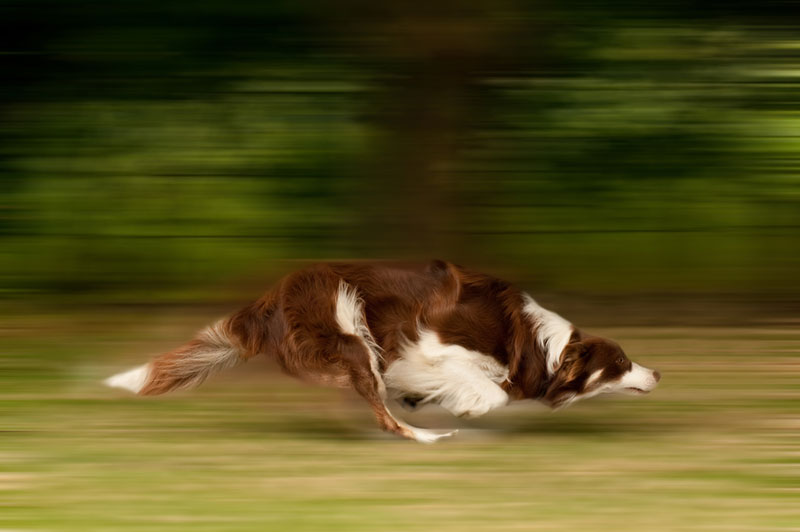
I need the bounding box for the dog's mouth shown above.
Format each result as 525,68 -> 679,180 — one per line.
625,387 -> 650,394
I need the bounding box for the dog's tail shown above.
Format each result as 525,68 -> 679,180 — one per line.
104,296 -> 277,396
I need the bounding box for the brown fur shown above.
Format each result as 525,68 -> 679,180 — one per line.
132,260 -> 638,440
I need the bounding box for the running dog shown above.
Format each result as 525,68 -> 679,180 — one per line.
105,260 -> 661,442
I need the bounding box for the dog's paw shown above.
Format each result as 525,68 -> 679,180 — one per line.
407,427 -> 458,444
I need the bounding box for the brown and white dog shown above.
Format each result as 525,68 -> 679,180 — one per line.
105,260 -> 660,442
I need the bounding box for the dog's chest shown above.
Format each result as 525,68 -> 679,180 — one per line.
382,329 -> 510,417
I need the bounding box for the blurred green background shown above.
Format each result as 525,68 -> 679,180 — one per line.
1,2 -> 799,531
2,0 -> 799,313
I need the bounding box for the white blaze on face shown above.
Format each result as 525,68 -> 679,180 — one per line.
613,362 -> 660,394
576,362 -> 660,404
584,369 -> 604,387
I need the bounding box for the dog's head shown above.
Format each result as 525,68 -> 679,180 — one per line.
543,336 -> 660,409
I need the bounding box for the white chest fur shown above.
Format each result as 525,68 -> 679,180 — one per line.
383,330 -> 509,418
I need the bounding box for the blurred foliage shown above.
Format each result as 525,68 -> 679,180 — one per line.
1,0 -> 799,305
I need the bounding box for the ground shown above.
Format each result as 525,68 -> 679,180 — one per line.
1,308 -> 798,531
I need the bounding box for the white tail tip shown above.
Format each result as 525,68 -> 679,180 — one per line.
104,364 -> 150,393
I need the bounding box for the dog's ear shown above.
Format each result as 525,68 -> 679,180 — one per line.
561,341 -> 588,365
555,342 -> 589,386
543,344 -> 587,408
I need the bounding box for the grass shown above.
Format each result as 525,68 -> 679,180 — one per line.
1,309 -> 799,531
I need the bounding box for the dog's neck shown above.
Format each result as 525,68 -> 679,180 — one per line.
502,292 -> 576,400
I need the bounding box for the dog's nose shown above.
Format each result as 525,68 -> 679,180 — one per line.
653,370 -> 661,382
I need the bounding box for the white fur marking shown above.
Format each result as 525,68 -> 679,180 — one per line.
104,363 -> 150,393
334,280 -> 362,337
401,426 -> 458,444
335,280 -> 385,396
585,369 -> 603,387
576,362 -> 659,403
385,330 -> 509,419
522,293 -> 574,376
618,362 -> 659,393
335,280 -> 383,363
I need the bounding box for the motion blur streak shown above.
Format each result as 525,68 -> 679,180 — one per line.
1,1 -> 798,531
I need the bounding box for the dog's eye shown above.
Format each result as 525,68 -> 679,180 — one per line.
616,356 -> 626,365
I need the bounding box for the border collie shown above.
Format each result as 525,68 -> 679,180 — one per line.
105,260 -> 660,442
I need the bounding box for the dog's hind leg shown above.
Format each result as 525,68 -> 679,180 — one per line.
336,334 -> 456,443
281,274 -> 455,442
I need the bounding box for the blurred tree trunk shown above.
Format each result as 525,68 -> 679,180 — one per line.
342,4 -> 503,259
